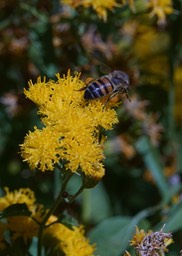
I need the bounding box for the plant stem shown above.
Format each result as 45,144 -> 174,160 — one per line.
37,172 -> 72,256
82,189 -> 91,224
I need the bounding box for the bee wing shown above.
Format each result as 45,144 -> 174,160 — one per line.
89,52 -> 112,74
99,64 -> 111,74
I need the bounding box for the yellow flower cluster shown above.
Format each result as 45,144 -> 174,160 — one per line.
44,216 -> 95,256
0,187 -> 42,242
147,0 -> 174,25
20,70 -> 118,182
62,0 -> 174,23
0,188 -> 95,255
62,0 -> 121,21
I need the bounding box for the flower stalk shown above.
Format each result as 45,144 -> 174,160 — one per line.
37,172 -> 72,256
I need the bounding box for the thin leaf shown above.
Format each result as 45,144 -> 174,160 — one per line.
82,182 -> 112,224
156,202 -> 182,233
135,136 -> 169,199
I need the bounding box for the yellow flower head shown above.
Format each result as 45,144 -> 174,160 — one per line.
21,126 -> 62,172
147,0 -> 174,25
0,188 -> 45,242
20,70 -> 119,183
62,0 -> 121,21
44,221 -> 95,256
0,187 -> 35,211
130,226 -> 146,247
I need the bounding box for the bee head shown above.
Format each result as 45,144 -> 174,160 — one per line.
111,70 -> 130,87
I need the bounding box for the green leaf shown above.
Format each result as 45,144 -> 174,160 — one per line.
135,136 -> 169,199
157,202 -> 182,233
0,203 -> 31,219
58,210 -> 79,230
88,216 -> 135,256
81,182 -> 112,224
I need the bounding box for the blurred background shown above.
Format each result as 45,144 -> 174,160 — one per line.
0,0 -> 182,255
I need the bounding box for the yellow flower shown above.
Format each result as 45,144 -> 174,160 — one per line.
7,208 -> 40,242
20,126 -> 62,172
133,24 -> 169,61
24,77 -> 53,105
0,188 -> 45,242
44,220 -> 95,256
131,23 -> 170,85
147,0 -> 174,25
62,0 -> 121,21
130,226 -> 146,247
121,0 -> 135,12
0,187 -> 35,211
21,70 -> 119,182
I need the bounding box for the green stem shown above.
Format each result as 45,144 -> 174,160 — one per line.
65,184 -> 85,203
82,189 -> 91,224
37,172 -> 72,256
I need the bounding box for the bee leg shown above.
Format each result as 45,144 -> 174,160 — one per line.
103,91 -> 118,107
103,96 -> 110,107
124,89 -> 131,102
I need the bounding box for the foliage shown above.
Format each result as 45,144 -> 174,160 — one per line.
0,0 -> 182,255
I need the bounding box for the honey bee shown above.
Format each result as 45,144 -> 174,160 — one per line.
83,70 -> 130,104
80,70 -> 130,105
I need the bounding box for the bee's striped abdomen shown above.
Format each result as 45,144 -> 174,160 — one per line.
84,76 -> 114,100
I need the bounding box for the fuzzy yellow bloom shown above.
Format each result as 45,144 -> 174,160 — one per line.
21,127 -> 62,172
44,219 -> 95,256
133,24 -> 169,60
0,188 -> 45,242
62,0 -> 121,21
0,187 -> 35,211
20,70 -> 119,183
130,226 -> 146,247
147,0 -> 174,25
121,0 -> 135,12
131,23 -> 170,85
7,206 -> 43,242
